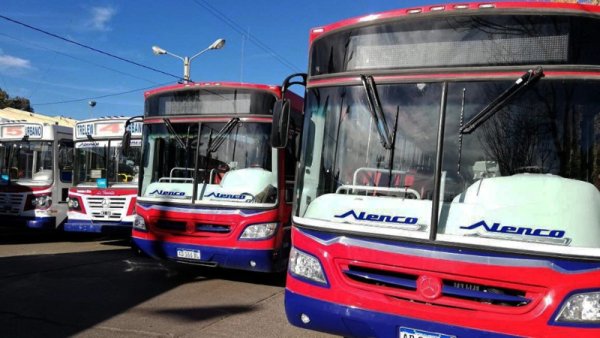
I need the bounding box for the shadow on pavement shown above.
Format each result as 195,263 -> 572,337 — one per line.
153,305 -> 254,323
0,249 -> 191,337
0,241 -> 289,337
162,262 -> 287,288
0,225 -> 129,245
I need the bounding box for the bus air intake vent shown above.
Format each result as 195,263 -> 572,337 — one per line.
0,193 -> 24,214
442,280 -> 530,307
154,220 -> 186,231
343,265 -> 531,307
344,265 -> 418,291
195,223 -> 230,233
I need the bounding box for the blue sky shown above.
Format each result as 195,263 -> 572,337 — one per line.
0,0 -> 529,120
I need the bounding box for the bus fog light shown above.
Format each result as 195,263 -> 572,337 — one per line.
240,223 -> 277,239
133,215 -> 147,231
556,291 -> 600,322
301,313 -> 310,324
249,260 -> 256,267
289,247 -> 327,285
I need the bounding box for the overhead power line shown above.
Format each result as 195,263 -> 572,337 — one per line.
33,82 -> 172,106
192,0 -> 302,73
0,32 -> 158,84
0,14 -> 182,81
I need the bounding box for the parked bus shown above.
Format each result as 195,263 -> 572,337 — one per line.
277,2 -> 600,337
65,117 -> 142,233
0,121 -> 73,229
132,82 -> 303,272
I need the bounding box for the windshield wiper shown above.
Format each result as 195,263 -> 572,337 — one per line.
361,75 -> 393,149
198,118 -> 241,200
460,67 -> 544,134
163,118 -> 187,149
208,118 -> 240,153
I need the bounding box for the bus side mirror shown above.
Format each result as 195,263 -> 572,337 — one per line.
121,130 -> 131,156
271,99 -> 290,149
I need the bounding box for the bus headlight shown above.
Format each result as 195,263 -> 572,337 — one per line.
555,291 -> 600,323
32,195 -> 51,208
289,247 -> 327,286
240,223 -> 277,239
133,215 -> 146,231
67,197 -> 79,209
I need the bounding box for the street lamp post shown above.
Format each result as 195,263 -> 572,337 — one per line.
88,100 -> 96,119
152,38 -> 225,83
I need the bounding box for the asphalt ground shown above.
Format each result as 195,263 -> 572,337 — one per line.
0,225 -> 334,338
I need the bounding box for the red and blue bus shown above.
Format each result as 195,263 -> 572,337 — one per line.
132,82 -> 302,272
278,2 -> 600,337
65,117 -> 142,233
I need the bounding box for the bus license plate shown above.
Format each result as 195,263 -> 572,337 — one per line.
176,249 -> 201,260
399,327 -> 456,338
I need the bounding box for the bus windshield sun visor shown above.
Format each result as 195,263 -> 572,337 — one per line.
360,75 -> 393,150
460,67 -> 544,135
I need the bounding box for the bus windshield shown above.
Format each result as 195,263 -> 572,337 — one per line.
297,79 -> 600,255
74,140 -> 141,185
141,121 -> 277,206
0,141 -> 54,184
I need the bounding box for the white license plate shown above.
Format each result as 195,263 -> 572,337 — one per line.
176,249 -> 201,260
400,327 -> 455,338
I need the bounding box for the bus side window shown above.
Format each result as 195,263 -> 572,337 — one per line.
59,140 -> 74,183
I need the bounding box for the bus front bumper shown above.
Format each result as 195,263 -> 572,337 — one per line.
132,237 -> 281,272
26,217 -> 57,229
0,215 -> 55,229
63,220 -> 132,233
285,290 -> 520,338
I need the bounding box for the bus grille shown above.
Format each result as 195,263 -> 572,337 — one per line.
155,220 -> 187,231
195,223 -> 230,234
0,193 -> 24,214
86,196 -> 127,220
341,263 -> 536,311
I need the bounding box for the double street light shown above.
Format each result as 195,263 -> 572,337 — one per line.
152,38 -> 225,83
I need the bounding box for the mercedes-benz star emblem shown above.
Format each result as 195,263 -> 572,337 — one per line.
417,275 -> 443,300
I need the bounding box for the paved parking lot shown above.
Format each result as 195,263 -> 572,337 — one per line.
0,226 -> 333,338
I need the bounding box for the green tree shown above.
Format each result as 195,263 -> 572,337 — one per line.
0,88 -> 8,108
0,87 -> 34,112
8,96 -> 34,112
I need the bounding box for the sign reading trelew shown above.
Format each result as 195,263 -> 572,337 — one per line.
75,120 -> 142,139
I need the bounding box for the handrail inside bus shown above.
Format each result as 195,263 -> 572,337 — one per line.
336,184 -> 420,199
352,167 -> 408,186
164,167 -> 227,184
169,167 -> 196,179
158,177 -> 193,183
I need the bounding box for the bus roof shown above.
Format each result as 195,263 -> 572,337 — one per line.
0,107 -> 77,128
309,2 -> 600,44
76,116 -> 135,124
144,82 -> 283,99
144,81 -> 304,114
